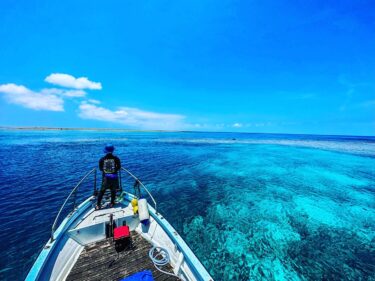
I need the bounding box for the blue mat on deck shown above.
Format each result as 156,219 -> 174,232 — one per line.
120,270 -> 154,281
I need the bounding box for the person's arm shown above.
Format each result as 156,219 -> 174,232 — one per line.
99,157 -> 104,171
116,157 -> 121,171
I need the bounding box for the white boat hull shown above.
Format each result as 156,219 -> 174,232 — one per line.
26,193 -> 213,281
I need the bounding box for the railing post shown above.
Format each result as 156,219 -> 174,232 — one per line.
121,167 -> 157,213
119,169 -> 122,191
133,180 -> 140,198
72,189 -> 77,211
93,168 -> 97,196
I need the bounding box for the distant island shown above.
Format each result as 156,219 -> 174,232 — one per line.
0,126 -> 182,133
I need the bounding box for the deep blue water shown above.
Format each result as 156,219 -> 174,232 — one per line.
0,130 -> 374,281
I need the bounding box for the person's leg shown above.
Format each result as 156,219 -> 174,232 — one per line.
97,189 -> 104,207
109,178 -> 119,206
97,178 -> 107,207
110,187 -> 116,206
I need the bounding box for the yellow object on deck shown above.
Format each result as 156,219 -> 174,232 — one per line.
131,198 -> 138,207
131,198 -> 138,214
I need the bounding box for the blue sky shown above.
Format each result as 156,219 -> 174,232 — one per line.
0,0 -> 374,135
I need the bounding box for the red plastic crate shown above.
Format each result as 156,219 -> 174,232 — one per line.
114,225 -> 130,240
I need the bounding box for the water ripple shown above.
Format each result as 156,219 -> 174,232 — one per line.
0,131 -> 374,281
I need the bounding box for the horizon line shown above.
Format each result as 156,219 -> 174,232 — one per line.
0,126 -> 374,138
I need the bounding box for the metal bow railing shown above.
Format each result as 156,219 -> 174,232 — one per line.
50,168 -> 97,241
50,166 -> 157,242
120,167 -> 157,213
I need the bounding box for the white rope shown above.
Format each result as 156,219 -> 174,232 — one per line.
148,246 -> 181,279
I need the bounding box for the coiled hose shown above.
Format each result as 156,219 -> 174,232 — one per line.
148,246 -> 181,279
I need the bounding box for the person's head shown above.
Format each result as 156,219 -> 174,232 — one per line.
103,144 -> 115,154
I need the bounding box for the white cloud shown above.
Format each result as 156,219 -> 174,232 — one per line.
78,102 -> 185,130
40,88 -> 64,95
62,90 -> 87,97
0,83 -> 29,95
0,83 -> 64,111
45,73 -> 102,90
41,88 -> 87,97
87,99 -> 101,104
233,123 -> 243,128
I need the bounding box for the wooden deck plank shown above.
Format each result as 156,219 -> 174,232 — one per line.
66,231 -> 179,281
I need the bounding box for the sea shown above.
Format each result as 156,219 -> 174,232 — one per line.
0,130 -> 374,281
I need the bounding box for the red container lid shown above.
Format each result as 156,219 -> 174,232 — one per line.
114,225 -> 130,240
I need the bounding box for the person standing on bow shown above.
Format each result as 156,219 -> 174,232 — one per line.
96,144 -> 121,210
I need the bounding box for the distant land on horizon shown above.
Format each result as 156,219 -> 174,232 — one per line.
0,126 -> 179,133
1,126 -> 374,138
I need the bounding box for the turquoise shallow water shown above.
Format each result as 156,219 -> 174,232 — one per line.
0,131 -> 374,280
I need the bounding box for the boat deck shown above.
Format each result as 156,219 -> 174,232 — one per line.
66,231 -> 179,281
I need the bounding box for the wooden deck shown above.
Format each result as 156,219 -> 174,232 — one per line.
67,231 -> 179,281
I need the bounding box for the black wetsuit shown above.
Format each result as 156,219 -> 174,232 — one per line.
97,153 -> 121,206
